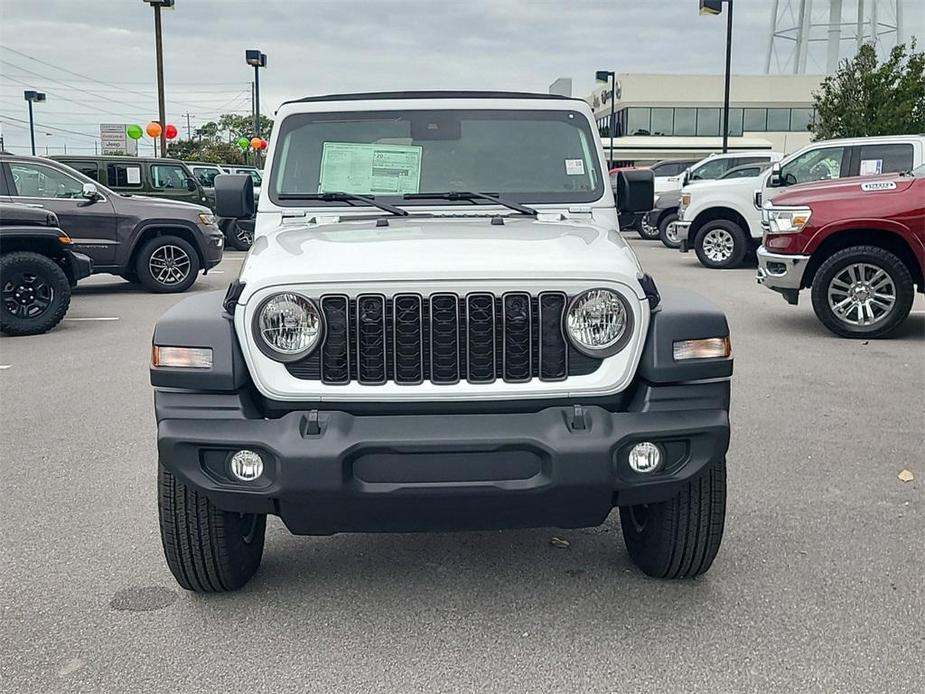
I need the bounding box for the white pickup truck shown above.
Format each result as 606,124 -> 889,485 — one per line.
674,134 -> 925,268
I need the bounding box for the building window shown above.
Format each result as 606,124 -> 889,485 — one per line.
767,108 -> 791,131
650,108 -> 673,136
743,108 -> 767,132
727,108 -> 744,137
696,108 -> 721,136
674,108 -> 697,136
790,108 -> 814,132
627,107 -> 651,135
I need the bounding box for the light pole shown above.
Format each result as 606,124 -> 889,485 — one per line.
143,0 -> 173,158
700,0 -> 733,153
23,90 -> 46,156
595,70 -> 616,167
246,50 -> 267,164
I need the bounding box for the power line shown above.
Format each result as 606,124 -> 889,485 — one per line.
0,112 -> 101,140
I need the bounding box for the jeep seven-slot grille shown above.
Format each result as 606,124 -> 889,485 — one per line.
285,292 -> 602,385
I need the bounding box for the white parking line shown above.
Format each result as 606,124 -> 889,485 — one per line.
63,317 -> 120,322
0,365 -> 11,370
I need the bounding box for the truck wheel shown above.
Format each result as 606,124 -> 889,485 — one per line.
136,235 -> 200,293
619,459 -> 726,579
638,215 -> 661,240
694,220 -> 747,269
0,251 -> 71,336
227,220 -> 253,251
658,212 -> 681,249
810,246 -> 914,339
158,466 -> 266,592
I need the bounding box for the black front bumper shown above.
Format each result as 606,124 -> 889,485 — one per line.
65,250 -> 93,284
156,383 -> 730,535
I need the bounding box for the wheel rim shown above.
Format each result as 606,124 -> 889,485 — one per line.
641,219 -> 656,236
235,223 -> 253,247
702,228 -> 734,262
148,244 -> 191,285
827,262 -> 896,327
665,224 -> 679,243
2,271 -> 54,319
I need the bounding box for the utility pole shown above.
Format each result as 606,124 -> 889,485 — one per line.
143,1 -> 173,158
185,112 -> 192,140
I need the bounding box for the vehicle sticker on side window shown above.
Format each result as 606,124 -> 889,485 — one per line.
319,142 -> 422,195
861,180 -> 896,191
859,159 -> 883,176
126,167 -> 141,185
565,159 -> 585,176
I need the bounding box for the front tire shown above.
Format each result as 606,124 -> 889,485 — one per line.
158,466 -> 266,592
694,220 -> 747,269
658,212 -> 681,249
810,246 -> 914,339
638,214 -> 662,240
0,251 -> 71,336
136,235 -> 200,293
620,459 -> 726,579
226,220 -> 253,251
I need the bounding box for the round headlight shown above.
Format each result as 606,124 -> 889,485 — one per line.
253,292 -> 322,361
565,288 -> 632,357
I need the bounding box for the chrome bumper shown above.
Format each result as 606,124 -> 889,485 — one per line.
756,246 -> 810,297
672,221 -> 692,251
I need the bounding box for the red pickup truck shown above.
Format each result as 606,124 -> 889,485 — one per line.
757,164 -> 924,338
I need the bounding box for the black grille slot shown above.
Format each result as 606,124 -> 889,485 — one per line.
286,291 -> 600,384
466,293 -> 496,383
539,292 -> 568,380
503,293 -> 532,382
320,295 -> 350,384
393,294 -> 423,384
430,293 -> 460,384
356,295 -> 386,384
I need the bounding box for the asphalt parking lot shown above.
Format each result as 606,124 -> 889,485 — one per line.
1,241 -> 922,693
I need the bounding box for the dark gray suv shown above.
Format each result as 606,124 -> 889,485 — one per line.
0,153 -> 223,293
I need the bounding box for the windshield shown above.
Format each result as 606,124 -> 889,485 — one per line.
270,108 -> 603,206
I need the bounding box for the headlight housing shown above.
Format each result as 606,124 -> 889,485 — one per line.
198,212 -> 215,226
764,206 -> 812,233
565,289 -> 633,357
252,293 -> 323,361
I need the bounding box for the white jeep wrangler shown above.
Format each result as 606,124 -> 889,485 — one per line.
150,91 -> 733,592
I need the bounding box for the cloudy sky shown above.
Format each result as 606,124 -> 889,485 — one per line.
0,0 -> 921,155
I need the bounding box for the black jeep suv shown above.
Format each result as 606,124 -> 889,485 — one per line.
0,154 -> 223,293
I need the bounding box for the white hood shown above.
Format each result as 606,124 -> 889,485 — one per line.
238,215 -> 644,300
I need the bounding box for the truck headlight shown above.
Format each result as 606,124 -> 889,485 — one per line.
766,207 -> 812,233
253,293 -> 322,361
565,289 -> 633,357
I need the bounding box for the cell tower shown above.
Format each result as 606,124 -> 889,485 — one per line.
766,0 -> 905,74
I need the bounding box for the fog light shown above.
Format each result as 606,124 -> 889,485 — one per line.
229,450 -> 264,481
628,442 -> 662,473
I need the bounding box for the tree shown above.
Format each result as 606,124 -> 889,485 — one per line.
166,112 -> 274,163
811,41 -> 925,140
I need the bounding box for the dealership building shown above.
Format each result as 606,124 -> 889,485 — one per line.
576,73 -> 824,163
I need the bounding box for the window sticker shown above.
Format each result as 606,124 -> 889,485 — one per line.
319,142 -> 422,194
126,166 -> 141,185
565,158 -> 585,176
859,159 -> 883,176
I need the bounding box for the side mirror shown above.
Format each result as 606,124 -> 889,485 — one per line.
768,162 -> 783,187
81,182 -> 100,200
614,168 -> 655,214
186,177 -> 198,192
215,174 -> 255,219
682,171 -> 691,186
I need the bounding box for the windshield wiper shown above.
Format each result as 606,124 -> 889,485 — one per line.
276,192 -> 408,216
403,191 -> 537,216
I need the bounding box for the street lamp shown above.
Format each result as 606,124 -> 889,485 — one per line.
142,0 -> 174,158
595,70 -> 616,167
700,0 -> 734,153
23,90 -> 46,156
246,50 -> 267,139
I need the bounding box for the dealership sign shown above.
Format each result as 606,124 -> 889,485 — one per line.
100,124 -> 138,155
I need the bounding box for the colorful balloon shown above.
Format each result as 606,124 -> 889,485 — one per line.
258,138 -> 268,150
146,121 -> 163,138
250,137 -> 262,150
164,124 -> 178,140
237,137 -> 250,149
126,124 -> 143,140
